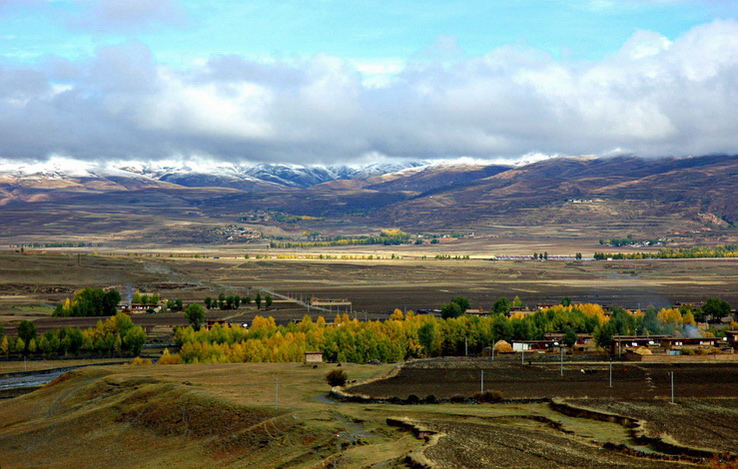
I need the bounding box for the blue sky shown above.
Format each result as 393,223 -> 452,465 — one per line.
1,0 -> 738,164
3,1 -> 731,64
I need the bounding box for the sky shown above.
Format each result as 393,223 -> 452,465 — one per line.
1,0 -> 738,165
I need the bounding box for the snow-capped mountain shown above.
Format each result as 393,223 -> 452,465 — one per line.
0,157 -> 433,191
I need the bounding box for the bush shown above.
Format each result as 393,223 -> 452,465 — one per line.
326,368 -> 347,387
424,394 -> 438,404
449,394 -> 466,404
157,348 -> 181,365
406,394 -> 420,405
472,390 -> 504,403
129,357 -> 153,366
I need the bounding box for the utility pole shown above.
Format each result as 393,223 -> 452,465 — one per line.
609,359 -> 613,388
560,346 -> 564,377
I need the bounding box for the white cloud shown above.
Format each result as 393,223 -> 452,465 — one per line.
1,19 -> 738,163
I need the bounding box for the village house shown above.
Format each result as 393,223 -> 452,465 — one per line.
304,351 -> 323,364
610,335 -> 670,356
464,309 -> 488,317
726,331 -> 738,350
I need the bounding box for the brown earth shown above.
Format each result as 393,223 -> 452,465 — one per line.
2,251 -> 738,332
403,418 -> 688,468
568,398 -> 738,455
348,359 -> 738,400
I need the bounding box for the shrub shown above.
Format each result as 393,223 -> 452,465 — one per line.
326,368 -> 347,387
406,394 -> 420,405
472,390 -> 504,403
449,394 -> 466,404
424,394 -> 438,404
129,357 -> 153,366
157,348 -> 181,365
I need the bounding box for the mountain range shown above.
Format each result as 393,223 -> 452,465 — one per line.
0,158 -> 432,191
1,154 -> 736,244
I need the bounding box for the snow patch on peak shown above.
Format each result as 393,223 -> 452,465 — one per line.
0,155 -> 98,178
0,155 -> 552,189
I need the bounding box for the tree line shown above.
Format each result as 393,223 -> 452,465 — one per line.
594,243 -> 738,260
53,288 -> 122,317
160,297 -> 734,365
269,229 -> 411,248
1,313 -> 146,357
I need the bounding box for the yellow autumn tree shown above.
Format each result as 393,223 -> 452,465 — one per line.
682,311 -> 696,326
658,308 -> 683,325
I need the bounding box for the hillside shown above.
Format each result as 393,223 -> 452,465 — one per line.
0,155 -> 736,245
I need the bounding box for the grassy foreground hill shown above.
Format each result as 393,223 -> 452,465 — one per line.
0,363 -> 419,468
2,360 -> 735,468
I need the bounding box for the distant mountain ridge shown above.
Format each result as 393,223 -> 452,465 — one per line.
0,158 -> 435,190
1,154 -> 737,243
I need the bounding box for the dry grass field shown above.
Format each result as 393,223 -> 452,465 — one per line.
1,358 -> 735,468
2,250 -> 737,329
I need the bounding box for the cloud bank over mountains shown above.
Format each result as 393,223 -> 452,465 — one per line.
1,19 -> 738,164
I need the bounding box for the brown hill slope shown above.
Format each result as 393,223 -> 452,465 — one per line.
374,155 -> 738,231
0,155 -> 735,243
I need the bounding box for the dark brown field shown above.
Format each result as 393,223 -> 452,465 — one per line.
349,358 -> 738,400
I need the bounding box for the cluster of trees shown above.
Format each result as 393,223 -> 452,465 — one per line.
435,255 -> 470,260
1,314 -> 146,357
441,295 -> 526,318
24,242 -> 96,248
598,235 -> 663,247
272,212 -> 324,223
202,292 -> 271,312
269,229 -> 411,248
132,291 -> 160,306
53,288 -> 122,317
594,243 -> 738,260
160,295 -> 735,365
159,303 -> 603,364
204,294 -> 250,310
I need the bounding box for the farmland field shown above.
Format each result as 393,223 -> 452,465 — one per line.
2,250 -> 738,324
567,398 -> 738,455
400,418 -> 689,468
347,358 -> 738,400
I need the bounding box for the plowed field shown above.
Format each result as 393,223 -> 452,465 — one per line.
349,358 -> 738,400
